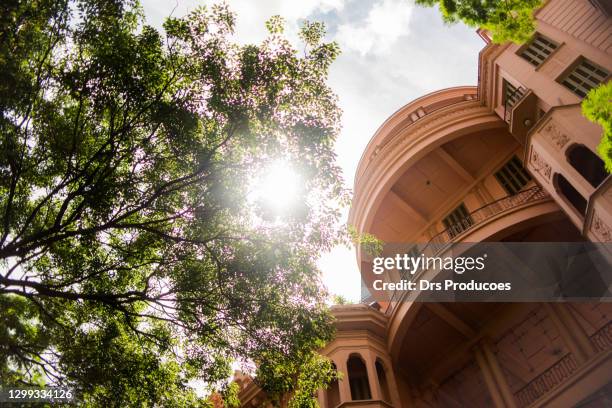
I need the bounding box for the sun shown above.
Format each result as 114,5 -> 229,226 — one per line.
252,160 -> 301,214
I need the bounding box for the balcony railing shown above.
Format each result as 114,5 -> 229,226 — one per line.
360,185 -> 549,305
511,321 -> 612,407
421,185 -> 548,257
590,320 -> 612,353
514,353 -> 578,407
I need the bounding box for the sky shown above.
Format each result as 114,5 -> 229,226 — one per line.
141,0 -> 485,302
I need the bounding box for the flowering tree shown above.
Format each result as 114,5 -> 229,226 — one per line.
0,1 -> 345,405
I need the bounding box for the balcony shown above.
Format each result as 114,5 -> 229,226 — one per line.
421,185 -> 548,256
514,352 -> 579,407
504,87 -> 538,145
590,319 -> 612,353
513,320 -> 612,407
360,186 -> 550,305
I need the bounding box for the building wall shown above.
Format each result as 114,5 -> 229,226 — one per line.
341,0 -> 612,407
239,1 -> 612,407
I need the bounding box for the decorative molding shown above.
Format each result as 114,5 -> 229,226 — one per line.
477,42 -> 509,108
366,104 -> 488,171
540,120 -> 570,150
529,148 -> 552,182
591,212 -> 612,242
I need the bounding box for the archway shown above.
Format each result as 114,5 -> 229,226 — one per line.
347,354 -> 372,400
554,173 -> 587,216
567,144 -> 607,188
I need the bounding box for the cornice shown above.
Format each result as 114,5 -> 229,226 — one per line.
354,87 -> 477,182
322,331 -> 389,357
332,305 -> 388,330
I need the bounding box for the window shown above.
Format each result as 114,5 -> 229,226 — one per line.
495,155 -> 532,195
443,203 -> 473,238
554,174 -> 587,216
503,80 -> 524,109
503,80 -> 525,122
519,34 -> 558,67
560,58 -> 609,98
347,355 -> 371,400
567,144 -> 608,188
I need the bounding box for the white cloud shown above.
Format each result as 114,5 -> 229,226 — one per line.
336,0 -> 414,56
227,0 -> 345,44
141,0 -> 345,45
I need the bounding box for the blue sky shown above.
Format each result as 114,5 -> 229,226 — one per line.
141,0 -> 485,301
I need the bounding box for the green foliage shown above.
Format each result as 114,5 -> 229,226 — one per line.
331,294 -> 353,305
253,304 -> 336,406
416,0 -> 543,44
0,0 -> 346,405
582,82 -> 612,172
287,353 -> 339,408
265,15 -> 285,34
221,382 -> 241,408
348,225 -> 384,258
0,295 -> 50,387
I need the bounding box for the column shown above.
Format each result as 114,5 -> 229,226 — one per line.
364,352 -> 381,400
474,347 -> 507,408
385,361 -> 406,408
337,355 -> 352,403
317,388 -> 327,408
543,303 -> 594,364
481,341 -> 518,408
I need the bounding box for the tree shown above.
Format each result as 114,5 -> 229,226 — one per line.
416,0 -> 543,44
0,0 -> 346,405
331,294 -> 353,305
582,81 -> 612,172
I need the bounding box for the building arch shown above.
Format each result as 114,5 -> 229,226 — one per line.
566,144 -> 608,188
350,102 -> 507,270
347,354 -> 372,400
387,203 -> 572,360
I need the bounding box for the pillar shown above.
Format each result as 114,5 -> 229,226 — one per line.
474,347 -> 507,408
337,355 -> 352,403
385,360 -> 406,408
543,303 -> 594,364
481,340 -> 518,408
317,388 -> 327,408
365,352 -> 381,400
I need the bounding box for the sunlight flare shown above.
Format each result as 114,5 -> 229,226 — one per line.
252,160 -> 301,213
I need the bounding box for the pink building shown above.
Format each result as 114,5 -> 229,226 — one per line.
238,1 -> 612,407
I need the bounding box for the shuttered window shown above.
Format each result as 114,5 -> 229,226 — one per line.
495,156 -> 532,195
504,80 -> 524,109
560,58 -> 609,98
519,34 -> 558,67
443,203 -> 473,238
